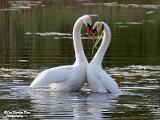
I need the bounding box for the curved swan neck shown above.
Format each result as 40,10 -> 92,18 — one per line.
73,17 -> 87,64
91,23 -> 111,66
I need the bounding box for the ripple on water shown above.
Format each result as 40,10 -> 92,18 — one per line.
0,68 -> 40,85
83,2 -> 160,9
0,1 -> 42,11
25,32 -> 71,36
106,65 -> 160,92
9,1 -> 42,9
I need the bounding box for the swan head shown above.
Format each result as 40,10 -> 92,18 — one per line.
81,15 -> 92,35
91,21 -> 104,37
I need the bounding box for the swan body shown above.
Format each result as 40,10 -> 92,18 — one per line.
87,22 -> 121,93
30,15 -> 92,91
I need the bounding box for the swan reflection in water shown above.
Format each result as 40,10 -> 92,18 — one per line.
12,86 -> 120,119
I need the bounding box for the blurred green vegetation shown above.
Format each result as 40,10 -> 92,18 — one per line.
0,0 -> 160,68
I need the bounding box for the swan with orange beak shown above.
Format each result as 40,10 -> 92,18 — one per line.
87,21 -> 121,93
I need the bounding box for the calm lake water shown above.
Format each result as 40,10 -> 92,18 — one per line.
0,0 -> 160,119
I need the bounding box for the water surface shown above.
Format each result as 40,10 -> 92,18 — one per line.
0,66 -> 159,119
0,0 -> 160,119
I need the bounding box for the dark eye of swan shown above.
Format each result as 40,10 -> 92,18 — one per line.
87,23 -> 92,29
92,27 -> 97,32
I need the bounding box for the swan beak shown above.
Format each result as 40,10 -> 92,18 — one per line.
87,23 -> 93,35
90,28 -> 97,38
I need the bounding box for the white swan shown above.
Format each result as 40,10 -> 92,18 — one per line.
87,21 -> 121,93
30,15 -> 92,91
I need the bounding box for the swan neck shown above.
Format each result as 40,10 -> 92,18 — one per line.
91,23 -> 111,65
73,17 -> 87,64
